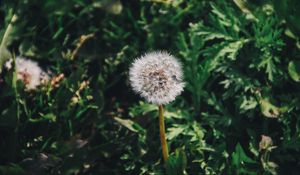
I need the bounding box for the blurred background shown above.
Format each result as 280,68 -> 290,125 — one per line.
1,0 -> 300,174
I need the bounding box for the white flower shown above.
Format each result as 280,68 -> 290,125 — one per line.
5,57 -> 50,90
129,51 -> 184,105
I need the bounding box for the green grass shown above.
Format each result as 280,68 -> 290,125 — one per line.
1,0 -> 300,174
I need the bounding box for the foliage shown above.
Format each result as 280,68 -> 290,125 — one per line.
1,0 -> 300,174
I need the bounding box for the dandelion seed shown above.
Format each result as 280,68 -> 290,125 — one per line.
129,51 -> 184,105
5,57 -> 50,90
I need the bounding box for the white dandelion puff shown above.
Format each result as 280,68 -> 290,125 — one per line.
129,51 -> 185,105
5,57 -> 51,90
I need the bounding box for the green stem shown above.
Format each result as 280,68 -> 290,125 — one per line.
0,14 -> 17,72
159,105 -> 169,162
12,54 -> 20,161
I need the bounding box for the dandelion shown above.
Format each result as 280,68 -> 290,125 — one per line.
129,51 -> 184,162
129,51 -> 184,105
5,57 -> 50,90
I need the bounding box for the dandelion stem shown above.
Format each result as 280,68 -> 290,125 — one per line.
159,105 -> 169,162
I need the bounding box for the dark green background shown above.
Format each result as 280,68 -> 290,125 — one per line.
1,0 -> 300,174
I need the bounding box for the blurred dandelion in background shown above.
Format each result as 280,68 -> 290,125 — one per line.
5,57 -> 50,90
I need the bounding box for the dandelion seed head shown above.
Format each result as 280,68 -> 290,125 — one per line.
5,57 -> 50,90
129,51 -> 184,105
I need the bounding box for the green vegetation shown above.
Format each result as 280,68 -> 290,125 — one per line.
1,0 -> 300,174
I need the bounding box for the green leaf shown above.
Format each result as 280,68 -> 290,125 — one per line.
167,125 -> 185,140
43,113 -> 57,122
166,148 -> 187,175
232,143 -> 257,174
259,98 -> 290,118
288,60 -> 300,82
29,113 -> 57,123
0,164 -> 27,175
114,117 -> 144,133
18,40 -> 38,57
273,0 -> 300,36
0,105 -> 18,127
233,143 -> 255,164
0,14 -> 17,72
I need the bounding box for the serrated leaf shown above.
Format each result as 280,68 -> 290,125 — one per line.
167,125 -> 185,140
